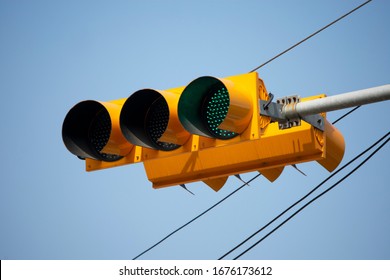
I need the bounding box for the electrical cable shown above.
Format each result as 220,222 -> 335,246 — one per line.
249,0 -> 372,72
132,173 -> 261,259
131,70 -> 368,261
132,1 -> 372,259
223,1 -> 372,258
233,134 -> 389,259
133,105 -> 367,260
332,105 -> 361,124
218,115 -> 379,259
223,131 -> 390,259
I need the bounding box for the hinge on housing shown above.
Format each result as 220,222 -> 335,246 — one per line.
260,94 -> 325,131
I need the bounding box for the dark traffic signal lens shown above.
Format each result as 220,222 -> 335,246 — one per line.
120,89 -> 180,151
62,100 -> 123,161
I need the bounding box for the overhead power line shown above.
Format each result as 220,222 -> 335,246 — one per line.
133,105 -> 364,260
222,131 -> 390,260
132,1 -> 372,259
218,112 -> 376,259
332,106 -> 361,124
249,0 -> 372,72
132,173 -> 261,260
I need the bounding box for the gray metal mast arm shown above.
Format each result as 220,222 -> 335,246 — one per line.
284,84 -> 390,119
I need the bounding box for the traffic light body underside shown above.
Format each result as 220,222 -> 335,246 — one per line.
85,114 -> 340,190
142,116 -> 340,190
84,72 -> 344,191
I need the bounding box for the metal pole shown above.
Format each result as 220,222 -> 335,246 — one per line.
284,84 -> 390,119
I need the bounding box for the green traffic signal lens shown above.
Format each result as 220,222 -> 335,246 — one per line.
202,86 -> 237,139
178,76 -> 239,140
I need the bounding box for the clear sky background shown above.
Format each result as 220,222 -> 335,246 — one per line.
0,0 -> 389,260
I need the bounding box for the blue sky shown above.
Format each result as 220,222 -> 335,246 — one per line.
0,0 -> 389,260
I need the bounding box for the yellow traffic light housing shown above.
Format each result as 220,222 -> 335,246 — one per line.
178,75 -> 253,139
120,88 -> 190,150
62,72 -> 345,192
62,99 -> 133,161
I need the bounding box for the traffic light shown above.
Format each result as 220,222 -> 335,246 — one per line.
177,75 -> 253,139
62,99 -> 133,161
62,72 -> 345,191
120,87 -> 190,150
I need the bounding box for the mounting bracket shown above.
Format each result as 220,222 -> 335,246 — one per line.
260,95 -> 325,131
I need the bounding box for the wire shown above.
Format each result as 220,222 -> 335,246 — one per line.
225,0 -> 371,257
227,131 -> 390,260
332,105 -> 361,124
132,96 -> 367,260
234,134 -> 389,259
218,111 -> 371,259
220,130 -> 390,259
133,110 -> 369,260
249,0 -> 372,72
132,1 -> 372,260
132,173 -> 261,259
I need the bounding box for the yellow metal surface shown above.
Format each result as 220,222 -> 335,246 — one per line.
259,166 -> 284,182
317,119 -> 345,172
202,176 -> 228,192
143,121 -> 323,189
143,95 -> 344,190
99,99 -> 133,156
83,73 -> 345,191
216,76 -> 253,134
157,87 -> 191,145
86,145 -> 142,171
